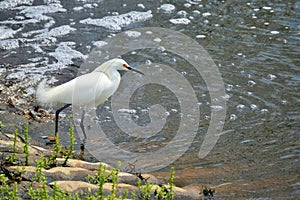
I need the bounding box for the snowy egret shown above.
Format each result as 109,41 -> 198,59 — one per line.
36,58 -> 144,146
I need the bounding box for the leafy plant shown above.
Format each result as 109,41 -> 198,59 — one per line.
23,123 -> 29,166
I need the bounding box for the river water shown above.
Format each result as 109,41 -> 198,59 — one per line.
0,0 -> 299,199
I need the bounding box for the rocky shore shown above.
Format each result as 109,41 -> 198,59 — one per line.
0,119 -> 213,199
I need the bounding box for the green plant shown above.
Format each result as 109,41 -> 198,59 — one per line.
63,125 -> 75,166
8,129 -> 19,164
138,179 -> 152,200
168,166 -> 175,200
33,154 -> 46,182
131,190 -> 136,200
23,123 -> 29,166
87,163 -> 107,199
0,174 -> 19,200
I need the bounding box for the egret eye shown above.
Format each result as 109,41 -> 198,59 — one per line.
123,63 -> 128,68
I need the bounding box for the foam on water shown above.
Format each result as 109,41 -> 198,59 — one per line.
158,4 -> 176,13
80,11 -> 153,31
169,18 -> 191,25
0,0 -> 33,10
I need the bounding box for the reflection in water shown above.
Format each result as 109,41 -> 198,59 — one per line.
0,0 -> 299,198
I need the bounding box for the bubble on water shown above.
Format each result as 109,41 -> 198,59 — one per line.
165,111 -> 170,116
262,6 -> 272,10
83,3 -> 98,9
158,4 -> 176,13
230,114 -> 238,121
264,22 -> 270,26
250,104 -> 258,110
145,59 -> 152,65
247,80 -> 256,87
192,10 -> 201,15
226,84 -> 233,91
133,115 -> 139,119
222,94 -> 231,101
281,100 -> 287,105
270,31 -> 279,34
204,115 -> 210,120
210,105 -> 224,111
261,108 -> 269,114
118,108 -> 137,114
171,108 -> 178,113
196,34 -> 206,39
267,74 -> 277,80
169,18 -> 191,25
181,71 -> 187,76
153,37 -> 161,42
202,12 -> 211,17
177,10 -> 187,17
237,104 -> 245,111
140,109 -> 149,114
184,3 -> 191,8
137,3 -> 145,9
103,106 -> 110,110
125,30 -> 141,38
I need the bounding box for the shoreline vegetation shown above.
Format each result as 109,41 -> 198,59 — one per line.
0,121 -> 213,199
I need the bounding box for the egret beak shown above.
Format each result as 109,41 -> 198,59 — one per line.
127,66 -> 144,75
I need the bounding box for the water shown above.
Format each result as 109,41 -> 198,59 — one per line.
0,0 -> 299,198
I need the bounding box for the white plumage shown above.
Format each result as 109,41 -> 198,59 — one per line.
36,58 -> 142,106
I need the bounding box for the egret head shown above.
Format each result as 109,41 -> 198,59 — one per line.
94,58 -> 144,75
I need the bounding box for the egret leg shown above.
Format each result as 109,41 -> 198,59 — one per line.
55,104 -> 72,139
80,109 -> 87,151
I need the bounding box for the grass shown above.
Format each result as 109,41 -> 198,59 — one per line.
0,122 -> 176,199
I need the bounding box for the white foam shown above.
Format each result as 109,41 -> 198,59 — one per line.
19,4 -> 66,22
0,26 -> 17,39
137,3 -> 145,9
49,42 -> 86,66
270,31 -> 279,34
92,40 -> 108,47
202,12 -> 211,17
125,30 -> 141,37
158,4 -> 175,13
196,34 -> 206,39
0,39 -> 19,50
80,10 -> 153,31
34,25 -> 76,39
0,0 -> 33,10
169,18 -> 191,25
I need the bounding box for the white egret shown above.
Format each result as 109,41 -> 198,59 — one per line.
36,58 -> 144,147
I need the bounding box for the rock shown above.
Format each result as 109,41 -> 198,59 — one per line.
45,166 -> 96,181
55,158 -> 112,170
50,180 -> 138,198
49,180 -> 98,193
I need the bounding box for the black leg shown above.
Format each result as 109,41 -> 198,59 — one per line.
55,104 -> 71,138
80,110 -> 87,152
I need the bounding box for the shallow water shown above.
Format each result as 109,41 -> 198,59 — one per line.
0,0 -> 299,198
